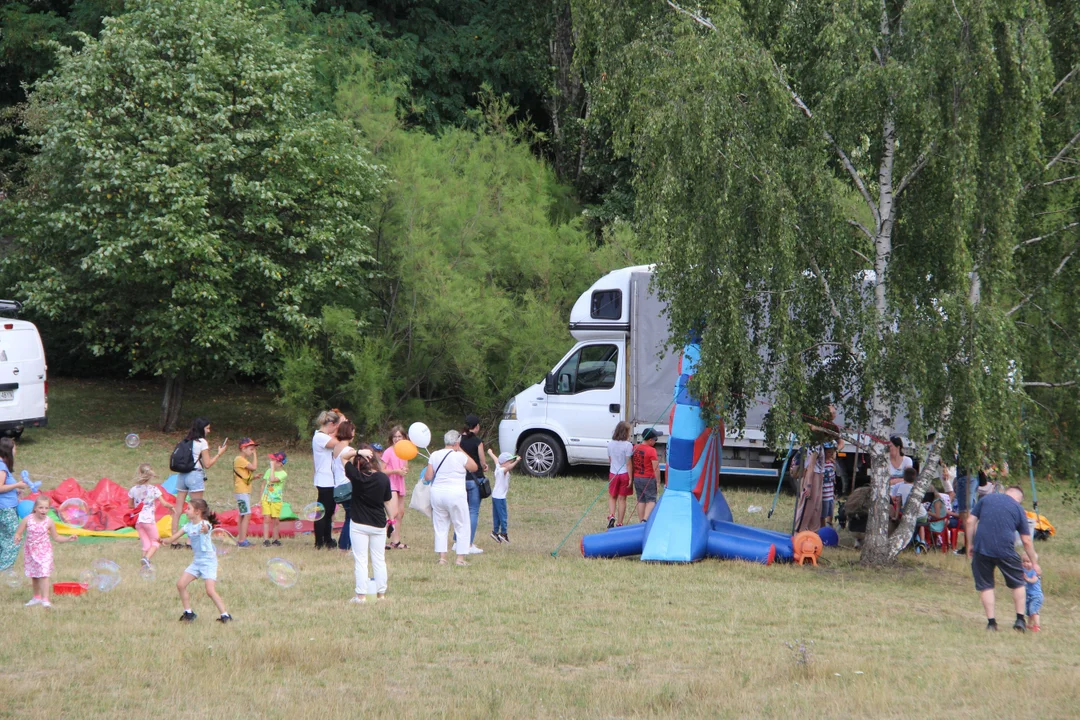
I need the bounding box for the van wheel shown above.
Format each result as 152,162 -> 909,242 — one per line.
519,433 -> 565,477
11,429 -> 22,441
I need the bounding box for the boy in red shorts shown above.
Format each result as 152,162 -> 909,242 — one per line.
606,422 -> 634,528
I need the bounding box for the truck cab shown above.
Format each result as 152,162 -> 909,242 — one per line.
499,266 -> 645,476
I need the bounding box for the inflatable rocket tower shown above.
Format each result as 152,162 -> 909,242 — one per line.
581,340 -> 793,563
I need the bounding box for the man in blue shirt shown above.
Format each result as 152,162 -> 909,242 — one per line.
966,486 -> 1040,632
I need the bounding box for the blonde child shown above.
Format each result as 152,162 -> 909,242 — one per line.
606,421 -> 634,529
487,449 -> 520,543
166,498 -> 230,623
382,426 -> 409,550
261,452 -> 287,547
128,463 -> 173,570
14,496 -> 77,607
1023,558 -> 1043,632
232,438 -> 259,546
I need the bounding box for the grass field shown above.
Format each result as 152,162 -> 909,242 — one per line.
1,378 -> 1079,719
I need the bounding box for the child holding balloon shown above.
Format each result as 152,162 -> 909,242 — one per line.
383,425 -> 411,549
14,496 -> 77,607
166,498 -> 231,623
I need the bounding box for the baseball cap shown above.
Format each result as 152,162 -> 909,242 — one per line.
268,452 -> 287,465
464,414 -> 481,429
239,437 -> 259,448
641,428 -> 661,441
498,452 -> 516,463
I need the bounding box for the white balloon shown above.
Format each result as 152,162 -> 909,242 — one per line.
408,422 -> 432,449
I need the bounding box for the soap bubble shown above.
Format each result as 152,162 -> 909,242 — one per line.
3,569 -> 23,589
211,528 -> 237,557
138,564 -> 155,581
124,433 -> 140,449
294,520 -> 304,531
266,557 -> 298,588
58,498 -> 90,528
78,569 -> 93,587
302,502 -> 325,522
747,505 -> 763,514
89,559 -> 121,592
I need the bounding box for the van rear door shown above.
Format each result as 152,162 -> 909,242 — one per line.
0,322 -> 47,428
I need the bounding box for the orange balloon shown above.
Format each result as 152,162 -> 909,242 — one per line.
393,439 -> 418,461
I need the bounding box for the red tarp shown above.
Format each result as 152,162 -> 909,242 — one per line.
43,478 -> 321,537
45,478 -> 177,531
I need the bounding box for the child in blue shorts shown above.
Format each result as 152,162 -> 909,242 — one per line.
1023,558 -> 1043,632
166,498 -> 231,624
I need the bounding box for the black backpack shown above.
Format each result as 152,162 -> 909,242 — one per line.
169,438 -> 197,473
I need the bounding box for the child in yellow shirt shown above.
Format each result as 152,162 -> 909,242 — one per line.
261,452 -> 287,547
232,438 -> 259,547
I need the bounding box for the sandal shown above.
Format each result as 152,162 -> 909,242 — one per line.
390,541 -> 410,550
437,559 -> 447,565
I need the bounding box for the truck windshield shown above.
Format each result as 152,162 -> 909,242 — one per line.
554,344 -> 618,394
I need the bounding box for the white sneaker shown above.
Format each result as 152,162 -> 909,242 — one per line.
349,596 -> 366,604
25,597 -> 41,607
469,545 -> 484,555
41,600 -> 52,609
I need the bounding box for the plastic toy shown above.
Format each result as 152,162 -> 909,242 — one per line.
581,338 -> 790,564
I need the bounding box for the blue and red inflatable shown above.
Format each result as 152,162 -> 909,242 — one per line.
581,340 -> 793,564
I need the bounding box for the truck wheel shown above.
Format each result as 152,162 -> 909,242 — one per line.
519,433 -> 565,477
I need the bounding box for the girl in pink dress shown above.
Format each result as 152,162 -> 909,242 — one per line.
382,425 -> 409,549
14,496 -> 76,608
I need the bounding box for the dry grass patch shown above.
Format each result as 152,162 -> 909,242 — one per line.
0,379 -> 1078,718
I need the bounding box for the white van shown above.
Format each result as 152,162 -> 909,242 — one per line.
0,301 -> 47,438
500,265 -> 779,478
499,267 -> 910,483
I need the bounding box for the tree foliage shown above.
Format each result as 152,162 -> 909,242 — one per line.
2,0 -> 382,429
578,0 -> 1059,562
275,66 -> 623,435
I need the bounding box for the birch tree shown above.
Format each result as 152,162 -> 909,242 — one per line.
577,0 -> 1056,563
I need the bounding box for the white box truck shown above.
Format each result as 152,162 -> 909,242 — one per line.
0,300 -> 48,438
498,265 -> 781,478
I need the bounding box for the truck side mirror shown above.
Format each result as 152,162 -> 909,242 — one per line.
544,372 -> 556,395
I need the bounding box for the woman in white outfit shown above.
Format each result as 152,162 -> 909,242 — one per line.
425,430 -> 478,566
344,444 -> 390,603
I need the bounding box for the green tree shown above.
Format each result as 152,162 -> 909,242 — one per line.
275,65 -> 622,434
2,0 -> 382,430
1010,0 -> 1080,480
578,0 -> 1057,563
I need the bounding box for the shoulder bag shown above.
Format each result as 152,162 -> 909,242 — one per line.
409,451 -> 451,518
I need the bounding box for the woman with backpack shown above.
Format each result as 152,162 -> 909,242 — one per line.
169,418 -> 228,547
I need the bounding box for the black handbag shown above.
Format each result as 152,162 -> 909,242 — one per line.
475,474 -> 492,499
